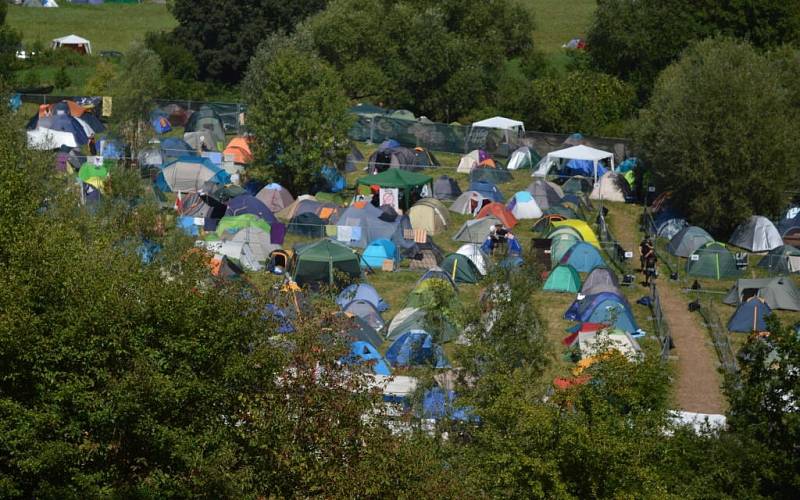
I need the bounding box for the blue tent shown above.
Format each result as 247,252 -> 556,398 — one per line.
99,137 -> 125,160
160,138 -> 197,164
468,180 -> 504,202
565,159 -> 607,178
560,242 -> 605,272
728,297 -> 772,333
565,291 -> 627,321
421,387 -> 476,422
343,341 -> 392,375
564,292 -> 638,333
317,166 -> 346,193
337,284 -> 389,312
150,110 -> 172,134
226,194 -> 278,223
36,112 -> 89,145
361,238 -> 399,269
385,331 -> 449,368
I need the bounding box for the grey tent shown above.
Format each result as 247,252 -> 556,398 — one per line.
729,216 -> 783,252
367,146 -> 417,173
184,106 -> 225,146
668,226 -> 713,258
526,180 -> 563,210
450,190 -> 491,215
723,277 -> 800,312
757,245 -> 800,274
332,202 -> 405,248
433,176 -> 462,200
580,267 -> 622,296
656,217 -> 689,240
345,143 -> 364,172
343,299 -> 385,331
452,216 -> 501,243
220,226 -> 278,263
386,307 -> 428,341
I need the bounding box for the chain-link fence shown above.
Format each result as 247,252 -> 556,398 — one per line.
648,282 -> 672,361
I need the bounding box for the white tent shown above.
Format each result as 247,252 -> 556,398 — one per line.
536,145 -> 615,181
51,34 -> 92,55
456,243 -> 491,276
471,116 -> 525,132
27,128 -> 77,149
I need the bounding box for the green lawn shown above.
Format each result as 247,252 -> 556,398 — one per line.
524,0 -> 596,54
7,2 -> 176,53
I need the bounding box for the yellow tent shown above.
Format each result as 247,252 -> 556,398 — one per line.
552,219 -> 601,249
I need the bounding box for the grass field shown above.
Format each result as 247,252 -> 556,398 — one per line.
525,0 -> 596,64
7,2 -> 176,53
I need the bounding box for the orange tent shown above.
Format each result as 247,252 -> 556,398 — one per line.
476,202 -> 518,229
224,137 -> 253,164
40,100 -> 87,118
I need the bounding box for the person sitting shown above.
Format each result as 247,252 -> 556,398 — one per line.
489,223 -> 509,255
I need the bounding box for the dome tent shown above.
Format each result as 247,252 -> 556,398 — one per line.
440,253 -> 481,284
589,172 -> 631,202
256,183 -> 294,213
342,299 -> 385,331
337,283 -> 389,312
476,202 -> 518,229
456,243 -> 492,276
343,341 -> 392,376
360,239 -> 399,269
452,216 -> 501,244
544,265 -> 581,293
727,297 -> 771,333
668,226 -> 714,258
729,216 -> 783,252
433,175 -> 462,200
409,198 -> 450,236
291,239 -> 361,287
506,191 -> 543,219
526,180 -> 563,210
581,267 -> 621,296
156,157 -> 230,193
507,146 -> 541,170
686,242 -> 740,280
757,245 -> 800,274
450,191 -> 491,215
560,242 -> 605,273
722,277 -> 800,312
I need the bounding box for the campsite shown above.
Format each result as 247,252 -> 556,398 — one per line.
1,0 -> 799,498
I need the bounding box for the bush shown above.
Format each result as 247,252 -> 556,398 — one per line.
53,65 -> 71,90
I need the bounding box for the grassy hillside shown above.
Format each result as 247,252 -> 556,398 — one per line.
526,0 -> 596,54
7,2 -> 176,53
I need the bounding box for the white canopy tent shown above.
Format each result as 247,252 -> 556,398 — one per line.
51,35 -> 92,55
471,116 -> 525,133
534,144 -> 615,181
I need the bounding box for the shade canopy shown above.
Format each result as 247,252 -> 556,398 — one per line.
471,116 -> 525,132
546,145 -> 615,181
51,34 -> 92,54
356,169 -> 432,209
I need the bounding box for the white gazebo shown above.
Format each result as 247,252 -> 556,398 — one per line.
51,34 -> 92,55
536,144 -> 615,181
468,116 -> 525,147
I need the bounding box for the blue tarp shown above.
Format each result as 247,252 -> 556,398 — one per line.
317,165 -> 346,193
343,341 -> 392,375
421,387 -> 477,422
385,331 -> 450,368
565,159 -> 607,178
150,110 -> 172,134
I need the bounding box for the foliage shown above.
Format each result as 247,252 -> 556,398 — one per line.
84,60 -> 117,96
526,70 -> 636,135
143,30 -> 207,100
53,64 -> 71,90
301,0 -> 535,122
242,38 -> 352,194
109,43 -> 163,160
587,0 -> 800,99
635,38 -> 799,236
19,69 -> 40,89
169,0 -> 326,84
0,2 -> 20,82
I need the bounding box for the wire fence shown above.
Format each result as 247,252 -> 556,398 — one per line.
648,282 -> 673,361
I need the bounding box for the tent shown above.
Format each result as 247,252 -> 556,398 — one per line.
255,183 -> 294,213
562,176 -> 593,195
440,253 -> 481,284
456,243 -> 492,276
156,157 -> 230,193
729,216 -> 783,252
150,110 -> 172,134
668,226 -> 714,258
526,180 -> 563,209
340,314 -> 384,349
452,216 -> 501,244
578,329 -> 642,362
345,142 -> 364,172
723,277 -> 800,312
24,0 -> 59,6
337,283 -> 389,312
470,167 -> 513,185
215,214 -> 280,245
407,277 -> 459,309
506,191 -> 543,219
51,34 -> 91,55
356,169 -> 432,210
550,233 -> 581,266
560,242 -> 605,273
223,137 -> 253,164
537,145 -> 615,181
566,293 -> 638,333
417,266 -> 457,290
686,242 -> 740,280
160,138 -> 196,164
334,201 -> 405,248
184,106 -> 225,146
581,267 -> 621,296
385,331 -> 449,368
544,265 -> 581,293
757,245 -> 800,274
225,194 -> 277,223
343,341 -> 392,376
507,146 -> 541,170
316,166 -> 346,193
366,145 -> 417,173
476,202 -> 518,229
288,212 -> 325,238
727,297 -> 771,333
468,180 -> 504,202
457,149 -> 493,173
432,176 -> 461,200
291,239 -> 361,287
551,219 -> 601,249
343,300 -> 385,331
589,172 -> 630,202
200,241 -> 262,272
656,217 -> 689,241
471,116 -> 525,134
220,224 -> 278,263
386,308 -> 428,341
409,198 -> 450,235
360,239 -> 399,269
450,191 -> 491,215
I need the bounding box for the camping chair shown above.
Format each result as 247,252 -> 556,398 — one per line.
734,252 -> 749,270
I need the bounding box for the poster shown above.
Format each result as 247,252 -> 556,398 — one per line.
380,188 -> 399,211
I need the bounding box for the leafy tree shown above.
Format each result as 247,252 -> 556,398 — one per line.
0,1 -> 20,82
84,60 -> 117,96
242,39 -> 352,194
525,70 -> 636,135
301,0 -> 535,121
169,0 -> 326,84
53,64 -> 71,90
635,38 -> 799,236
109,43 -> 163,162
587,0 -> 800,98
144,31 -> 206,100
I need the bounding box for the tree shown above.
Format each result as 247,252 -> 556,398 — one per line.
0,1 -> 21,82
587,0 -> 800,98
635,38 -> 799,236
53,64 -> 71,90
144,31 -> 207,100
109,44 -> 163,162
169,0 -> 326,84
84,60 -> 117,96
242,39 -> 352,194
301,0 -> 535,122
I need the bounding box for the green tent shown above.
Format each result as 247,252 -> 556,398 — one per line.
216,214 -> 271,237
757,245 -> 800,274
314,191 -> 348,205
550,234 -> 581,267
686,242 -> 740,280
543,264 -> 581,293
292,239 -> 361,286
78,161 -> 110,183
356,169 -> 432,209
440,253 -> 481,284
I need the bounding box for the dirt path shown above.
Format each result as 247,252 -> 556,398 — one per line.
603,203 -> 726,413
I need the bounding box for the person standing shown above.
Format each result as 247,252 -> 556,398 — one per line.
643,240 -> 657,286
88,134 -> 97,156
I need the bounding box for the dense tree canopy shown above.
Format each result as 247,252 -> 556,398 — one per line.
300,0 -> 535,122
0,1 -> 20,82
169,0 -> 326,84
635,38 -> 799,236
242,39 -> 352,193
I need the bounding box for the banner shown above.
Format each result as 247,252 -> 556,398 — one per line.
379,188 -> 399,211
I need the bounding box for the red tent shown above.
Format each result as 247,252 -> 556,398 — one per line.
476,202 -> 518,228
